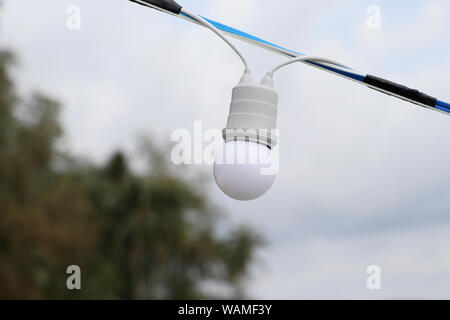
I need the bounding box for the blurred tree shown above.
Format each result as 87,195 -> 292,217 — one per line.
0,46 -> 263,299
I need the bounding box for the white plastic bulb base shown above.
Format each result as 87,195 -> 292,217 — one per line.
213,141 -> 276,201
222,73 -> 279,148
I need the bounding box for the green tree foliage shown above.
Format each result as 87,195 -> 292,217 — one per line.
0,48 -> 263,299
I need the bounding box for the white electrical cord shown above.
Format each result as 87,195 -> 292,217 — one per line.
180,8 -> 250,72
132,2 -> 450,116
268,56 -> 356,77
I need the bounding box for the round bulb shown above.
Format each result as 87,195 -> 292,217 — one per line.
213,141 -> 276,201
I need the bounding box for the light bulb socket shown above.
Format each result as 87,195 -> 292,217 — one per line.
222,78 -> 279,148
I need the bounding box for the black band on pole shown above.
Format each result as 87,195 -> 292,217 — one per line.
363,74 -> 437,108
130,0 -> 182,15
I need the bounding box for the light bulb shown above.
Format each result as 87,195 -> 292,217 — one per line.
213,141 -> 276,201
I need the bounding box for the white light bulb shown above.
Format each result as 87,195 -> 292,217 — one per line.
213,141 -> 276,201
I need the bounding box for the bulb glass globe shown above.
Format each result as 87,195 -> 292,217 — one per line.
213,141 -> 277,201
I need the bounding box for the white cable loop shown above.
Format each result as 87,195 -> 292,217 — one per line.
269,56 -> 354,77
181,9 -> 250,72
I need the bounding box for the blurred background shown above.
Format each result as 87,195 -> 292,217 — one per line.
1,0 -> 450,299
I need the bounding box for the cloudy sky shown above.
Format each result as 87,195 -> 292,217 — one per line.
2,0 -> 450,299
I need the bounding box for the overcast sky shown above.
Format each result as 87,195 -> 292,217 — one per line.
2,0 -> 450,299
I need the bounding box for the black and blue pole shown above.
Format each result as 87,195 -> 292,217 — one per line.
130,0 -> 450,116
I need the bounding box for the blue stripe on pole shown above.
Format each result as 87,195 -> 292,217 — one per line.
435,100 -> 450,114
179,12 -> 303,57
201,16 -> 303,57
181,12 -> 362,76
